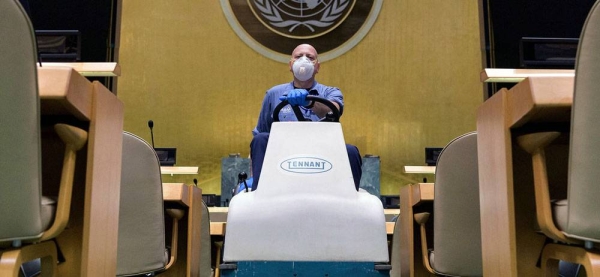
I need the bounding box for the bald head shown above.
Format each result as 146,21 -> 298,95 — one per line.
291,44 -> 318,61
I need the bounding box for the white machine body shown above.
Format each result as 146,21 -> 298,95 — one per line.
223,122 -> 389,262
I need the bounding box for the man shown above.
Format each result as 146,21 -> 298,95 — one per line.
250,44 -> 363,191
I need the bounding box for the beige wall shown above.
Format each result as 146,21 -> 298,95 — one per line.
117,1 -> 485,195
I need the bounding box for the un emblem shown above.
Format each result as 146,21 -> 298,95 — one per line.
221,0 -> 382,62
250,0 -> 355,39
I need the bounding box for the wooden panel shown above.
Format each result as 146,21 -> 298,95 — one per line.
476,90 -> 517,276
80,81 -> 124,276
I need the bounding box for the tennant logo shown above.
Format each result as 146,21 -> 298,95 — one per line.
220,0 -> 382,63
280,157 -> 333,174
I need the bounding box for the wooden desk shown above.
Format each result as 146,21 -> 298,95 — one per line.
211,222 -> 227,236
399,183 -> 434,277
207,208 -> 398,236
476,76 -> 573,276
404,166 -> 436,174
207,221 -> 393,236
39,66 -> 124,276
162,183 -> 205,277
480,68 -> 574,83
38,62 -> 121,77
161,166 -> 199,176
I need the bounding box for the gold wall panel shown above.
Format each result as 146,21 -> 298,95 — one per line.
117,1 -> 484,195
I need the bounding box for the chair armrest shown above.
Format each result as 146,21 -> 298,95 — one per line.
413,212 -> 434,274
517,132 -> 560,154
40,124 -> 87,241
516,132 -> 579,244
164,208 -> 185,270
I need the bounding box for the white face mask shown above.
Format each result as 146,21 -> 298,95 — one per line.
292,56 -> 315,81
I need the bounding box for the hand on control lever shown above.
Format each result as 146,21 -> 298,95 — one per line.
279,89 -> 309,106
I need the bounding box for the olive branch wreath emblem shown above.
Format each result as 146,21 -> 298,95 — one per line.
253,0 -> 350,33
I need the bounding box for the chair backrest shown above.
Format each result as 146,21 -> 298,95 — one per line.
389,216 -> 402,277
0,0 -> 44,243
432,132 -> 482,276
199,200 -> 212,277
566,0 -> 600,242
117,132 -> 168,276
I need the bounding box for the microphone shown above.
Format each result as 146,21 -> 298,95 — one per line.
148,120 -> 155,148
238,172 -> 249,192
193,178 -> 198,187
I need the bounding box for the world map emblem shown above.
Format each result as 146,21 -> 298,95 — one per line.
220,0 -> 382,62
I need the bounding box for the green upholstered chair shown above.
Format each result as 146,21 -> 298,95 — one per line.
414,132 -> 482,276
517,1 -> 600,275
0,0 -> 88,276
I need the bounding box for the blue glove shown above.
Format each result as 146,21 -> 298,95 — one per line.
279,89 -> 309,106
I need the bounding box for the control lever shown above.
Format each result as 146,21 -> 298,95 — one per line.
238,172 -> 249,192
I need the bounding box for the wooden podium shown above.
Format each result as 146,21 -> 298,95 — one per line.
39,66 -> 124,276
476,76 -> 573,276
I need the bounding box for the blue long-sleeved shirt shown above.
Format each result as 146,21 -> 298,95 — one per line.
252,81 -> 344,136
